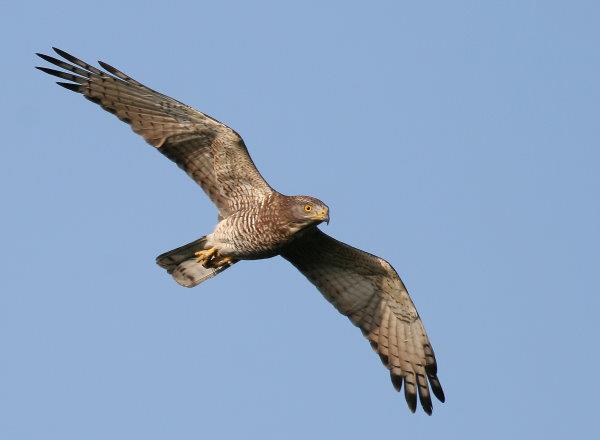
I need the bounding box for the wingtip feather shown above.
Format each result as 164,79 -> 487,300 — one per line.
429,376 -> 445,402
97,60 -> 114,71
36,66 -> 84,83
52,47 -> 69,58
390,373 -> 403,392
56,81 -> 81,92
419,391 -> 433,415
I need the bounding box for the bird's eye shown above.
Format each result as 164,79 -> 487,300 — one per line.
304,205 -> 312,212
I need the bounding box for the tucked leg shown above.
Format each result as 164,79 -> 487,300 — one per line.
195,247 -> 217,266
214,255 -> 236,267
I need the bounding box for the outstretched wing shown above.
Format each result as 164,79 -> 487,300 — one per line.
36,48 -> 271,217
281,228 -> 445,414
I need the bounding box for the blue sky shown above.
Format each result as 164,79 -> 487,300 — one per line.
2,1 -> 599,438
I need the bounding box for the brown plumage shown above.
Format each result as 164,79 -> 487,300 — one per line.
36,48 -> 445,414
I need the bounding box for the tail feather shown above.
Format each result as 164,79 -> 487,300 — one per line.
156,237 -> 234,288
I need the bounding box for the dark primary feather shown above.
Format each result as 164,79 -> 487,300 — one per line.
97,60 -> 145,86
35,66 -> 86,84
56,82 -> 82,93
36,47 -> 272,217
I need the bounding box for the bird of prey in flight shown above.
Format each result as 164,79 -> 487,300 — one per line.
36,48 -> 445,414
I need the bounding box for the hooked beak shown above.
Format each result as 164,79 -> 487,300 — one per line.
314,207 -> 330,225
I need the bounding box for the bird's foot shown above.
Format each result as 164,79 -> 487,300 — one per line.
215,256 -> 235,267
195,247 -> 218,267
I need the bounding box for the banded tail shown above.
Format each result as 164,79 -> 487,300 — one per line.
156,236 -> 235,287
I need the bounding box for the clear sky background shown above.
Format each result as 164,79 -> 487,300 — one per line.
1,1 -> 599,438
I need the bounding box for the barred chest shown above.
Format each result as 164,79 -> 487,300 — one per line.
209,196 -> 297,259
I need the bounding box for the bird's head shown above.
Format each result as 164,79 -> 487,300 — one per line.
287,195 -> 330,229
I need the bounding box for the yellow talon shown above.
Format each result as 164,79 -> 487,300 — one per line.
218,256 -> 234,266
194,247 -> 217,265
194,248 -> 235,269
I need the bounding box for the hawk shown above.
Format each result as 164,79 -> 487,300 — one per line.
36,48 -> 445,414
